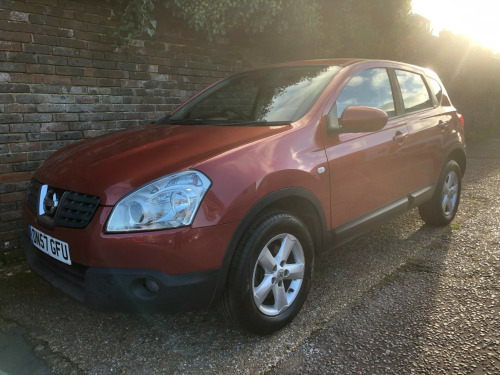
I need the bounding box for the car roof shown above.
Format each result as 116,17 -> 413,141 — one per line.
270,58 -> 367,68
266,58 -> 432,72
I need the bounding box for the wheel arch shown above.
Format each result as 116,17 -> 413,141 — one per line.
211,187 -> 329,304
445,144 -> 466,177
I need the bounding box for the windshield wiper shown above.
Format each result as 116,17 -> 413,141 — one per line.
232,120 -> 290,126
164,118 -> 209,125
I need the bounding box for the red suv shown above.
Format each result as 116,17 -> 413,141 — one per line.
22,59 -> 466,334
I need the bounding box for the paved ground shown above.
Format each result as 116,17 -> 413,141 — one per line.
271,141 -> 500,374
1,138 -> 499,375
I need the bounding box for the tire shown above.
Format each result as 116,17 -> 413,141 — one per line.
219,211 -> 314,335
419,160 -> 462,226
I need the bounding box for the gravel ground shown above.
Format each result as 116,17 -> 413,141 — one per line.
0,138 -> 499,374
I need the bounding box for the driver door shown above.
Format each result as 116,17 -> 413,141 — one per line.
321,68 -> 411,229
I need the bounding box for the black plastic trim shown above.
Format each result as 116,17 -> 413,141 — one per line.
22,232 -> 219,313
331,183 -> 435,249
408,184 -> 435,207
22,232 -> 86,302
55,191 -> 101,228
331,196 -> 409,249
445,143 -> 467,175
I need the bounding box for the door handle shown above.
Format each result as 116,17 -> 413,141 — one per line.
393,131 -> 407,144
438,120 -> 447,131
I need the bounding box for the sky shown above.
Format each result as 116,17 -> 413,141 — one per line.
412,0 -> 500,53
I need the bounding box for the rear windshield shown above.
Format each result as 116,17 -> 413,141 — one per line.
164,66 -> 340,126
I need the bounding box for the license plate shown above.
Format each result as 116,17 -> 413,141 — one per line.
29,225 -> 71,265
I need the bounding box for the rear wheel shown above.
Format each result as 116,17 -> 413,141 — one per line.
419,160 -> 462,226
219,211 -> 314,335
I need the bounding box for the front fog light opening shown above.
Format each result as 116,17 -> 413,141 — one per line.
131,277 -> 161,300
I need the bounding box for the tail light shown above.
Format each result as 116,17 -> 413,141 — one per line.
458,113 -> 465,126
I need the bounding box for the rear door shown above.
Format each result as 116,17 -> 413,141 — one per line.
392,69 -> 448,191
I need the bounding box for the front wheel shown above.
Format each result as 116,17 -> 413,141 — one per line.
219,211 -> 314,335
419,160 -> 462,226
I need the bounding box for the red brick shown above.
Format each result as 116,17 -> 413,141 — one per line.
31,34 -> 60,46
0,134 -> 26,143
87,41 -> 111,52
22,44 -> 53,55
59,19 -> 86,32
26,64 -> 56,74
9,143 -> 41,153
29,14 -> 59,27
85,4 -> 113,18
0,62 -> 25,72
13,161 -> 42,172
0,210 -> 22,222
12,2 -> 47,15
42,75 -> 72,85
4,103 -> 37,113
0,164 -> 14,174
0,229 -> 23,242
0,30 -> 31,43
62,1 -> 85,13
10,73 -> 44,84
73,30 -> 101,42
0,152 -> 27,164
0,202 -> 16,214
71,76 -> 97,86
41,123 -> 69,132
0,191 -> 25,203
79,49 -> 105,59
0,172 -> 30,184
0,41 -> 21,51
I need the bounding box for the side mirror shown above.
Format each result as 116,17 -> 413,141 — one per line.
340,106 -> 388,133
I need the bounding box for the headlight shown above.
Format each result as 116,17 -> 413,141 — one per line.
106,170 -> 211,233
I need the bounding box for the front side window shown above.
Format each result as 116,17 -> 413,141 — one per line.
327,68 -> 395,133
166,66 -> 341,125
336,68 -> 396,119
395,70 -> 433,113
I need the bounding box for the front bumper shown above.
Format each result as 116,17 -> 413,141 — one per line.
22,233 -> 219,312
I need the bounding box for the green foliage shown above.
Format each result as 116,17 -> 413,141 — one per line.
323,0 -> 414,58
165,0 -> 322,40
112,0 -> 413,58
112,0 -> 324,47
112,0 -> 157,47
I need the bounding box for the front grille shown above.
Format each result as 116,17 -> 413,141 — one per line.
26,180 -> 100,229
55,192 -> 101,228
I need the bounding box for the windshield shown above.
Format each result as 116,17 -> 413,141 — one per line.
164,65 -> 341,125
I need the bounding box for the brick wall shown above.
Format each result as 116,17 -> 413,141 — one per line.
0,0 -> 269,256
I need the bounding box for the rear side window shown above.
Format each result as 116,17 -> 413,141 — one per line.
336,68 -> 396,119
395,70 -> 433,113
428,77 -> 443,104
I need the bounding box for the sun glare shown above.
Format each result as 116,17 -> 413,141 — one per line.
412,0 -> 500,53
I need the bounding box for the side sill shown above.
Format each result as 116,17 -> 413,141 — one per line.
331,197 -> 409,249
330,184 -> 436,250
408,184 -> 435,208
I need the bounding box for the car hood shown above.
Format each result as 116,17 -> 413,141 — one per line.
34,123 -> 290,205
